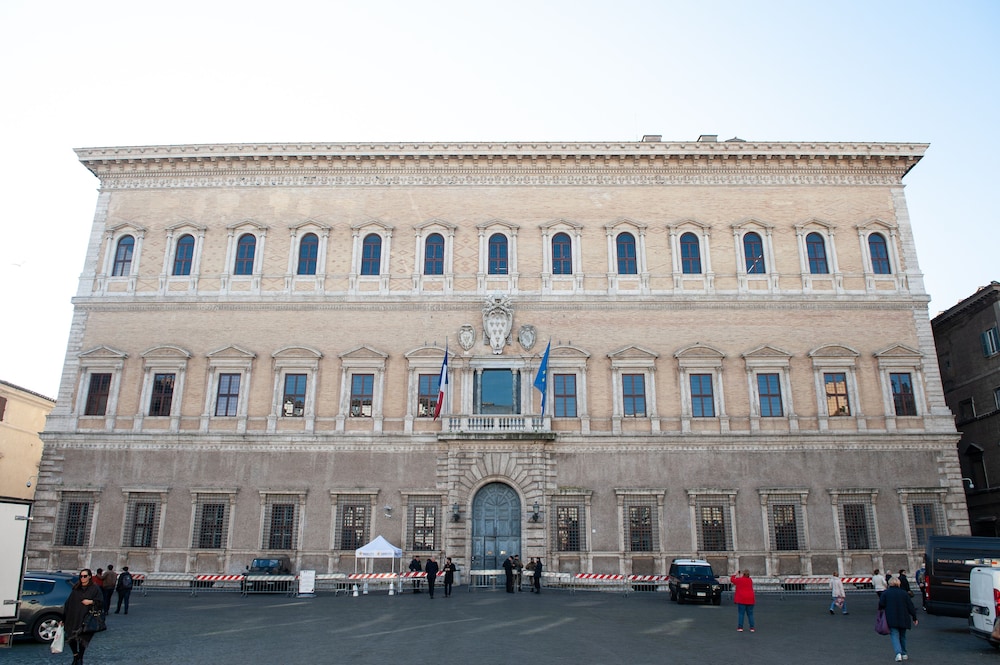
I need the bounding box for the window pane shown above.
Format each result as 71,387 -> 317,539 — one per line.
757,373 -> 783,417
282,374 -> 307,417
616,232 -> 637,275
112,236 -> 134,276
551,232 -> 572,275
215,373 -> 241,417
234,234 -> 256,275
149,373 -> 175,417
297,233 -> 319,275
690,374 -> 715,417
424,233 -> 444,275
85,373 -> 112,416
361,234 -> 381,275
806,232 -> 829,274
743,232 -> 765,273
680,232 -> 702,274
478,369 -> 517,415
824,373 -> 850,416
553,374 -> 577,417
890,372 -> 917,416
350,374 -> 374,417
488,234 -> 508,275
868,233 -> 891,274
173,234 -> 194,276
622,374 -> 646,417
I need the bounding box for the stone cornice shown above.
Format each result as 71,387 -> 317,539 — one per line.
75,141 -> 928,189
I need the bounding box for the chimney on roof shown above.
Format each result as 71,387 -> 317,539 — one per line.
641,135 -> 662,142
697,134 -> 718,143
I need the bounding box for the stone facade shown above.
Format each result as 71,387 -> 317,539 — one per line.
28,138 -> 967,578
0,379 -> 54,500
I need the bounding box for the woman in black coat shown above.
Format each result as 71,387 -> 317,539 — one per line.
878,577 -> 918,662
62,568 -> 103,665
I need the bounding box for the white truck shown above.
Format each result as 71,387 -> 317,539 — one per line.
0,498 -> 32,647
967,559 -> 1000,648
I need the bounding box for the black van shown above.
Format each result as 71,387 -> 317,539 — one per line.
925,535 -> 1000,617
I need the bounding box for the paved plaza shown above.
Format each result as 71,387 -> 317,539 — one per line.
3,588 -> 991,665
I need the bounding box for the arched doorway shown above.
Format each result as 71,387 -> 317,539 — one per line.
471,482 -> 521,570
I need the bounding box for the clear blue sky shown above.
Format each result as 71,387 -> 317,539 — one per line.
1,0 -> 997,397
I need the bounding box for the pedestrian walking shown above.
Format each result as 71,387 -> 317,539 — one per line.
100,565 -> 117,617
503,556 -> 515,593
731,570 -> 756,632
532,557 -> 543,594
425,556 -> 439,599
879,577 -> 918,661
61,568 -> 103,665
872,568 -> 887,599
898,569 -> 912,597
442,557 -> 457,597
829,575 -> 848,615
115,566 -> 134,614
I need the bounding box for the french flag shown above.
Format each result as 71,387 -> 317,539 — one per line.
433,343 -> 448,420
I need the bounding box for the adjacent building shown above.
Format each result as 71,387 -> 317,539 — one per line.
932,282 -> 1000,536
27,136 -> 968,578
0,380 -> 55,500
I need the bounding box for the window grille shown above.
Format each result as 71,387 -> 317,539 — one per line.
57,493 -> 94,547
262,497 -> 298,550
408,500 -> 439,551
766,498 -> 804,551
907,499 -> 945,548
553,504 -> 586,552
696,498 -> 732,551
625,499 -> 657,552
192,497 -> 229,549
123,495 -> 160,548
840,502 -> 875,550
336,500 -> 369,550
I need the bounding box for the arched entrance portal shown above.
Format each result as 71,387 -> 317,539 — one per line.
471,482 -> 521,570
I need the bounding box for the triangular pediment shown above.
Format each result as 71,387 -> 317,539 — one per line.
605,217 -> 647,232
288,219 -> 331,233
856,217 -> 896,232
476,218 -> 520,232
742,344 -> 792,359
207,344 -> 256,359
79,345 -> 128,360
668,218 -> 712,233
874,343 -> 922,359
795,217 -> 836,233
608,345 -> 659,360
352,218 -> 394,232
414,218 -> 457,232
540,218 -> 583,231
226,219 -> 269,232
339,344 -> 389,360
732,217 -> 773,231
107,221 -> 147,234
166,220 -> 206,233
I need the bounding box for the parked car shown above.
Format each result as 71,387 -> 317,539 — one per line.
17,571 -> 78,643
667,559 -> 722,605
244,557 -> 294,593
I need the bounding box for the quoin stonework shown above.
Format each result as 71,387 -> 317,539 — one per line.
28,136 -> 968,578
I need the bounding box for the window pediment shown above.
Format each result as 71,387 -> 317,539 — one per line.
540,218 -> 583,231
414,218 -> 457,232
339,344 -> 389,361
856,218 -> 897,233
873,343 -> 922,359
731,217 -> 773,232
79,345 -> 128,360
226,219 -> 269,233
288,219 -> 331,233
352,218 -> 394,233
675,344 -> 725,360
742,344 -> 792,360
605,217 -> 647,232
207,345 -> 256,360
477,218 -> 520,233
668,218 -> 712,233
551,345 -> 591,360
608,345 -> 659,361
808,344 -> 859,358
795,218 -> 836,233
106,221 -> 147,235
272,345 -> 323,360
141,345 -> 192,360
404,345 -> 448,361
166,220 -> 206,233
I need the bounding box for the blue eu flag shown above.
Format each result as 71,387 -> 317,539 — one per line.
533,341 -> 551,415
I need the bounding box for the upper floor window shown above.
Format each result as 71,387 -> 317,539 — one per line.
690,374 -> 715,417
424,233 -> 444,275
743,232 -> 765,274
551,232 -> 573,275
616,232 -> 637,275
173,234 -> 195,276
297,233 -> 319,275
680,232 -> 702,274
350,374 -> 374,417
215,373 -> 241,417
553,374 -> 578,417
488,233 -> 509,275
824,372 -> 850,416
84,373 -> 112,416
112,235 -> 135,276
757,373 -> 784,417
890,372 -> 917,416
234,234 -> 256,275
282,374 -> 306,417
806,232 -> 829,274
475,368 -> 521,415
361,234 -> 382,275
868,233 -> 891,274
417,373 -> 438,418
148,373 -> 175,417
982,327 -> 1000,357
622,374 -> 646,417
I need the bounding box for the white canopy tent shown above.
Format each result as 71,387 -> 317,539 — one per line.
354,535 -> 403,573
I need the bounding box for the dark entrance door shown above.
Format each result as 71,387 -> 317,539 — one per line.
471,482 -> 521,570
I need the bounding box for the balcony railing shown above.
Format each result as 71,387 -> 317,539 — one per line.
443,414 -> 548,434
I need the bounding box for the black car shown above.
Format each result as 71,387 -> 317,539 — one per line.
667,559 -> 722,605
17,571 -> 79,642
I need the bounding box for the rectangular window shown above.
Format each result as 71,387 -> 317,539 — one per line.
757,373 -> 783,417
771,504 -> 800,551
58,497 -> 92,547
124,500 -> 159,548
409,502 -> 438,551
627,503 -> 654,552
417,373 -> 438,418
890,372 -> 917,416
911,503 -> 936,547
690,374 -> 715,417
282,374 -> 307,417
555,505 -> 583,552
350,374 -> 374,417
194,502 -> 227,549
698,504 -> 728,551
982,327 -> 1000,357
622,374 -> 646,417
84,373 -> 112,416
994,387 -> 1000,412
338,502 -> 369,550
215,373 -> 241,417
475,368 -> 520,415
824,372 -> 850,416
553,374 -> 578,417
0,395 -> 7,421
959,398 -> 975,422
841,503 -> 871,550
267,503 -> 296,550
149,373 -> 175,417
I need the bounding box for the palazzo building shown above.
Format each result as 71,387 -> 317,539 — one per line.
27,136 -> 969,578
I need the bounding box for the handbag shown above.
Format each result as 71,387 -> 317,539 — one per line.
875,609 -> 890,635
50,624 -> 65,653
80,606 -> 107,634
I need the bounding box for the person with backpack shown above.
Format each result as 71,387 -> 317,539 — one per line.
115,566 -> 134,614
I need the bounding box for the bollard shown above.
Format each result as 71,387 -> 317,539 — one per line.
388,582 -> 394,596
363,582 -> 369,595
352,584 -> 359,597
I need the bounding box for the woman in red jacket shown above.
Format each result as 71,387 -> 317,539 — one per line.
731,570 -> 756,632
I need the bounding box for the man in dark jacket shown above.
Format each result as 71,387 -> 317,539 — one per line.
532,557 -> 543,593
408,556 -> 422,593
878,577 -> 918,662
424,556 -> 439,599
503,556 -> 514,593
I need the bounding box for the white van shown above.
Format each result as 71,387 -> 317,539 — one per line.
969,565 -> 1000,647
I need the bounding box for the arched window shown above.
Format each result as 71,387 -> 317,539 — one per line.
806,232 -> 829,274
616,232 -> 637,275
112,235 -> 135,276
424,233 -> 444,275
234,234 -> 256,275
743,232 -> 765,274
488,233 -> 508,275
173,234 -> 194,276
361,234 -> 382,275
868,233 -> 891,274
297,233 -> 318,275
680,232 -> 702,274
552,232 -> 572,275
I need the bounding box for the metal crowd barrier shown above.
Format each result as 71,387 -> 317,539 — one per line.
570,573 -> 628,595
314,573 -> 351,596
242,574 -> 297,596
467,569 -> 502,591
